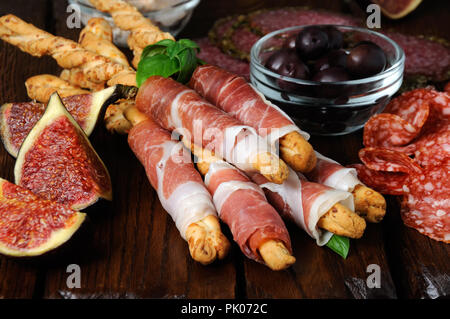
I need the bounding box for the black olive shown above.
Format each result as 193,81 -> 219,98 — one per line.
312,49 -> 348,73
312,66 -> 351,82
295,26 -> 329,60
346,42 -> 387,78
323,26 -> 343,50
265,49 -> 309,80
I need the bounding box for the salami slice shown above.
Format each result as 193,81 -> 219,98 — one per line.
413,125 -> 450,168
249,7 -> 360,35
363,113 -> 419,150
383,88 -> 431,129
195,38 -> 250,80
401,160 -> 450,243
224,25 -> 262,61
359,147 -> 422,174
348,164 -> 408,196
383,32 -> 450,82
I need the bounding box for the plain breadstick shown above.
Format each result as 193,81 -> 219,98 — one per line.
89,0 -> 174,67
25,74 -> 89,103
79,17 -> 130,67
0,14 -> 136,86
123,106 -> 230,265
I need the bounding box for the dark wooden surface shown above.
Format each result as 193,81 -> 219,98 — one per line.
0,0 -> 449,299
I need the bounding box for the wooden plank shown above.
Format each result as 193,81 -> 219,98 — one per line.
40,1 -> 236,299
384,199 -> 450,299
0,0 -> 58,299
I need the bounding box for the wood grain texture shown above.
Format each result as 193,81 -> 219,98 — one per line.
0,0 -> 448,299
0,0 -> 56,299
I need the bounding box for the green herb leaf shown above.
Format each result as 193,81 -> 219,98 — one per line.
136,54 -> 179,87
326,235 -> 350,259
178,39 -> 200,50
176,48 -> 199,84
136,39 -> 203,87
140,39 -> 176,60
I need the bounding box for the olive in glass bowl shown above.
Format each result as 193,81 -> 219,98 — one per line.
251,25 -> 405,136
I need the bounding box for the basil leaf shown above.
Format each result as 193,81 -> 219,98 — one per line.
140,39 -> 176,59
178,39 -> 200,50
326,235 -> 350,259
176,48 -> 199,84
166,42 -> 186,59
136,54 -> 179,87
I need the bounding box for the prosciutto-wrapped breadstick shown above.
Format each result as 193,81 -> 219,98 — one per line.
88,0 -> 174,67
189,65 -> 316,173
136,76 -> 289,184
0,14 -> 136,87
188,142 -> 295,271
306,152 -> 386,223
124,107 -> 230,265
251,168 -> 366,244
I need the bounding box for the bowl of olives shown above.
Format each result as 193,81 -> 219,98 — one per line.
250,25 -> 405,135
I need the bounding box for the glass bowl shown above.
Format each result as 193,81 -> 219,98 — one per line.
69,0 -> 201,47
250,25 -> 405,136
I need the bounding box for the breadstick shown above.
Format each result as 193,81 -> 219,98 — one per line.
279,131 -> 317,173
0,14 -> 136,86
60,68 -> 106,91
317,203 -> 366,239
88,0 -> 174,67
352,184 -> 387,223
79,17 -> 130,67
60,17 -> 132,90
25,74 -> 89,103
186,140 -> 295,270
124,106 -> 230,264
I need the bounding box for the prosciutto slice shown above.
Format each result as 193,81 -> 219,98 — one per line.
251,167 -> 354,245
128,118 -> 217,240
136,76 -> 272,173
306,152 -> 361,192
204,160 -> 291,262
189,64 -> 309,146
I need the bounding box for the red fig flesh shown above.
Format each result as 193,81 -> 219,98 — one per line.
14,92 -> 112,210
0,178 -> 85,257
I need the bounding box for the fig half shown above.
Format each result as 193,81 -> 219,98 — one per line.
14,92 -> 112,210
0,178 -> 86,257
0,85 -> 136,158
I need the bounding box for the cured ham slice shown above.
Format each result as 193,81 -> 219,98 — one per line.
189,64 -> 309,146
306,152 -> 361,192
204,160 -> 292,263
306,152 -> 387,223
136,76 -> 287,184
189,65 -> 316,173
127,117 -> 217,241
251,167 -> 355,245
